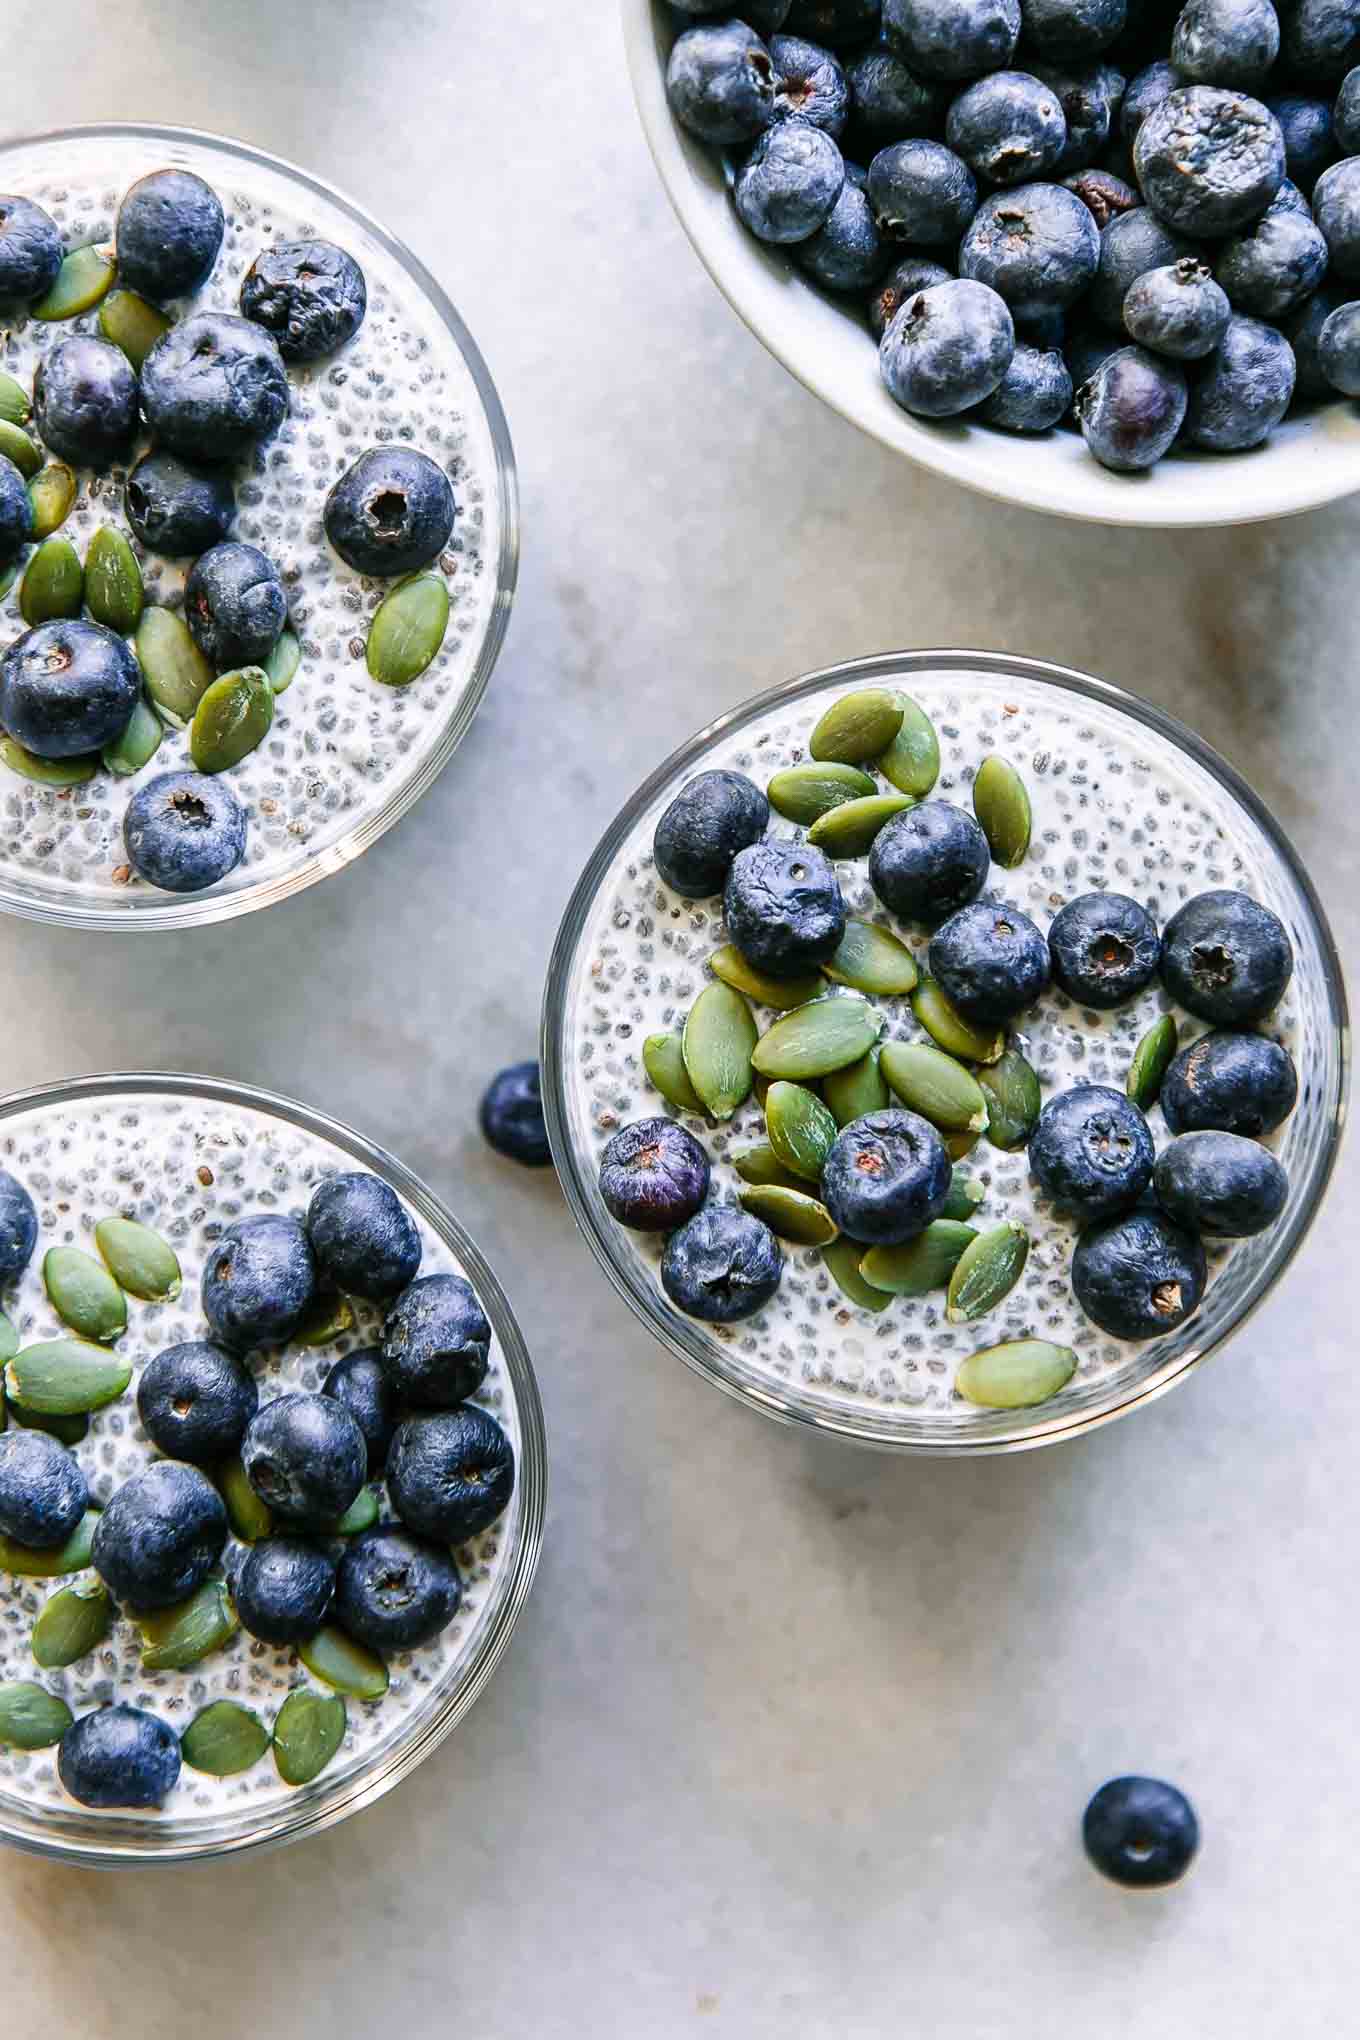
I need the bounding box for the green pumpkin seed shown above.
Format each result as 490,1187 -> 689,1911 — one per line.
0,372 -> 31,426
765,1080 -> 838,1182
823,919 -> 919,997
708,943 -> 821,1010
978,1048 -> 1041,1152
264,626 -> 301,695
821,1236 -> 892,1312
955,1338 -> 1077,1410
296,1287 -> 356,1347
85,526 -> 145,634
330,1484 -> 381,1536
135,607 -> 214,726
731,1143 -> 805,1191
946,1221 -> 1029,1323
0,1680 -> 72,1749
941,1170 -> 985,1222
750,997 -> 881,1081
7,1404 -> 89,1446
20,537 -> 83,626
367,572 -> 450,687
102,691 -> 163,776
0,419 -> 42,478
809,688 -> 903,764
972,754 -> 1032,867
1127,1014 -> 1179,1111
28,463 -> 77,538
643,1033 -> 705,1114
137,1579 -> 238,1672
97,288 -> 171,370
0,736 -> 97,787
945,1130 -> 980,1162
6,1339 -> 131,1415
274,1688 -> 346,1786
0,1311 -> 16,1362
738,1183 -> 838,1246
806,792 -> 914,859
32,1574 -> 112,1670
32,243 -> 116,321
298,1624 -> 389,1701
182,1700 -> 272,1777
876,692 -> 940,797
880,1041 -> 990,1134
682,982 -> 756,1121
909,977 -> 1006,1065
94,1216 -> 182,1302
190,666 -> 274,774
215,1455 -> 272,1543
42,1247 -> 127,1344
0,1508 -> 99,1577
767,761 -> 877,824
0,561 -> 16,603
860,1220 -> 979,1295
823,1048 -> 890,1126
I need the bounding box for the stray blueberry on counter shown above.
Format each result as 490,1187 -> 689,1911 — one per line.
323,446 -> 457,577
598,1117 -> 712,1233
666,19 -> 779,144
771,34 -> 851,132
820,1108 -> 951,1243
136,1340 -> 258,1464
653,768 -> 770,898
91,1460 -> 227,1610
1123,259 -> 1232,358
59,1704 -> 182,1810
380,1271 -> 493,1408
306,1171 -> 423,1303
725,837 -> 847,975
660,1202 -> 784,1322
1048,892 -> 1162,1005
0,455 -> 33,569
946,72 -> 1068,185
869,799 -> 991,923
977,341 -> 1072,428
1083,1776 -> 1199,1887
479,1062 -> 553,1167
1183,314 -> 1296,447
1318,298 -> 1360,391
881,0 -> 1022,81
116,168 -> 224,301
0,1429 -> 88,1550
0,619 -> 141,759
736,119 -> 847,242
867,139 -> 978,244
235,1536 -> 336,1645
240,239 -> 367,361
122,770 -> 248,894
1071,1207 -> 1207,1336
242,1392 -> 367,1527
322,1348 -> 401,1477
0,194 -> 64,304
125,449 -> 236,559
1153,1130 -> 1289,1236
141,312 -> 289,461
1074,346 -> 1188,470
1159,1029 -> 1298,1136
33,336 -> 139,468
1028,1084 -> 1156,1220
1171,0 -> 1279,86
387,1403 -> 516,1544
960,183 -> 1100,320
1160,889 -> 1293,1025
0,1169 -> 37,1282
929,900 -> 1051,1023
185,542 -> 288,670
1133,87 -> 1285,238
201,1213 -> 318,1351
334,1525 -> 462,1652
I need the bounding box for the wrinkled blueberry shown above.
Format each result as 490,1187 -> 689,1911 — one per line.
306,1170 -> 423,1301
479,1061 -> 552,1167
1160,1028 -> 1297,1134
1122,257 -> 1231,356
116,169 -> 224,301
125,449 -> 235,558
882,0 -> 1021,78
1184,313 -> 1296,445
1215,201 -> 1328,316
1024,0 -> 1128,60
0,1430 -> 87,1550
335,1524 -> 462,1652
323,445 -> 456,576
32,336 -> 138,467
1313,155 -> 1360,276
736,118 -> 847,240
1283,0 -> 1360,81
868,254 -> 953,336
978,339 -> 1073,425
725,837 -> 847,973
242,1392 -> 366,1527
1083,1776 -> 1199,1886
929,900 -> 1051,1021
387,1404 -> 516,1544
184,541 -> 287,671
771,33 -> 852,130
1318,297 -> 1360,390
881,277 -> 1015,411
322,1347 -> 400,1477
201,1213 -> 317,1351
1267,94 -> 1337,191
91,1460 -> 227,1609
946,71 -> 1067,182
797,173 -> 890,286
598,1117 -> 712,1232
821,1108 -> 951,1243
1161,888 -> 1293,1022
141,312 -> 288,461
1029,1083 -> 1156,1217
122,769 -> 247,893
1089,205 -> 1189,327
1335,64 -> 1360,150
1048,892 -> 1161,1004
1135,87 -> 1285,237
1063,165 -> 1139,224
1071,1207 -> 1207,1336
661,1202 -> 784,1321
1075,344 -> 1187,467
136,1340 -> 258,1465
0,1169 -> 37,1283
59,1705 -> 181,1810
1120,57 -> 1178,142
1038,60 -> 1126,170
0,619 -> 140,759
653,768 -> 769,899
667,19 -> 778,143
1285,281 -> 1347,395
0,195 -> 63,303
381,1272 -> 492,1407
845,47 -> 948,147
0,455 -> 33,569
869,799 -> 991,922
235,1536 -> 336,1645
240,239 -> 367,361
867,138 -> 978,241
1171,0 -> 1279,83
961,183 -> 1100,318
1153,1129 -> 1288,1235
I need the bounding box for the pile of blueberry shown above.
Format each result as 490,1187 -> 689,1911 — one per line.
663,0 -> 1360,469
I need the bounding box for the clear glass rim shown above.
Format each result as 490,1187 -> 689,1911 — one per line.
0,1069 -> 547,1868
542,648 -> 1351,1457
0,121 -> 520,934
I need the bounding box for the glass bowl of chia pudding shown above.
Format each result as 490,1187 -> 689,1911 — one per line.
0,1072 -> 544,1866
543,650 -> 1347,1454
0,124 -> 517,930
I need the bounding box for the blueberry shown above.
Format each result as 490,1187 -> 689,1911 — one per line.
0,1168 -> 37,1282
821,1108 -> 952,1242
1313,155 -> 1360,276
869,799 -> 991,921
1284,281 -> 1347,394
725,837 -> 847,973
1267,95 -> 1337,191
0,620 -> 140,759
91,1460 -> 227,1610
1135,88 -> 1285,237
1215,202 -> 1329,317
322,1347 -> 400,1476
1119,56 -> 1178,142
845,47 -> 949,148
201,1213 -> 317,1351
234,1536 -> 336,1645
1318,297 -> 1360,390
478,1061 -> 552,1167
182,541 -> 287,673
1064,320 -> 1125,386
1089,206 -> 1188,328
381,1272 -> 492,1407
323,446 -> 456,576
1071,1207 -> 1207,1336
0,454 -> 33,569
961,184 -> 1100,318
1023,0 -> 1128,60
1074,344 -> 1187,467
242,1393 -> 366,1527
125,449 -> 235,558
122,770 -> 248,893
1270,174 -> 1314,215
0,1430 -> 87,1549
1170,0 -> 1279,83
867,139 -> 978,241
141,312 -> 288,461
660,1202 -> 785,1321
32,337 -> 138,468
882,276 -> 1017,410
1048,892 -> 1161,1004
1036,61 -> 1126,170
787,0 -> 883,42
978,339 -> 1073,424
667,19 -> 778,143
736,118 -> 847,241
0,195 -> 63,303
116,169 -> 224,302
1283,0 -> 1360,81
306,1170 -> 423,1301
598,1117 -> 712,1232
771,33 -> 852,130
240,239 -> 366,361
675,0 -> 791,25
1083,1777 -> 1199,1887
136,1340 -> 258,1464
797,172 -> 891,286
1029,1084 -> 1156,1216
929,900 -> 1051,1021
1160,1029 -> 1298,1134
946,71 -> 1069,183
868,254 -> 954,336
1122,257 -> 1232,356
1335,64 -> 1360,150
334,1524 -> 462,1652
882,0 -> 1022,79
1062,165 -> 1140,225
387,1404 -> 516,1544
59,1705 -> 181,1810
653,768 -> 769,898
1161,888 -> 1293,1023
1184,313 -> 1296,445
1154,1130 -> 1288,1235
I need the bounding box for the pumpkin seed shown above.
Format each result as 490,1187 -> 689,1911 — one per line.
366,572 -> 450,687
0,1680 -> 72,1749
880,1041 -> 989,1133
85,526 -> 145,634
20,537 -> 82,626
876,691 -> 940,797
330,1484 -> 381,1536
765,1080 -> 838,1182
0,561 -> 16,603
941,1170 -> 985,1222
298,1624 -> 389,1701
978,1048 -> 1041,1151
910,976 -> 1005,1064
264,626 -> 301,695
823,918 -> 919,997
751,997 -> 881,1080
809,688 -> 903,764
0,1508 -> 99,1577
0,736 -> 97,787
1127,1013 -> 1179,1111
296,1287 -> 355,1347
945,1130 -> 980,1162
28,462 -> 77,537
731,1143 -> 804,1191
215,1456 -> 272,1543
946,1221 -> 1029,1323
0,1311 -> 16,1362
823,1047 -> 890,1126
0,372 -> 31,425
6,1339 -> 131,1414
42,1248 -> 127,1344
767,761 -> 877,824
738,1183 -> 838,1245
806,792 -> 914,859
682,982 -> 756,1121
137,1579 -> 238,1672
182,1700 -> 271,1777
31,1574 -> 111,1669
97,288 -> 171,369
135,607 -> 214,726
972,754 -> 1031,867
0,419 -> 42,478
642,1032 -> 705,1114
190,665 -> 274,773
32,243 -> 116,321
709,943 -> 821,1010
7,1404 -> 89,1446
821,1236 -> 892,1311
860,1220 -> 979,1295
955,1338 -> 1076,1409
94,1216 -> 182,1302
102,691 -> 163,776
273,1688 -> 346,1786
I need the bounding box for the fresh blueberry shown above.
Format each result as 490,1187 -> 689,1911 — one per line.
1037,60 -> 1126,170
1318,298 -> 1360,390
1062,165 -> 1140,225
0,620 -> 140,760
1122,257 -> 1232,356
1269,174 -> 1314,215
1313,155 -> 1360,277
821,1108 -> 952,1243
844,47 -> 948,148
1161,888 -> 1293,1023
1160,1028 -> 1298,1134
1170,0 -> 1279,83
881,276 -> 1016,411
1135,88 -> 1285,237
1064,320 -> 1125,389
242,1392 -> 366,1527
869,253 -> 955,335
667,19 -> 778,143
736,118 -> 847,241
725,837 -> 847,974
0,455 -> 33,569
141,312 -> 288,461
598,1117 -> 712,1232
1285,281 -> 1347,395
1120,56 -> 1178,142
653,768 -> 769,899
183,541 -> 287,672
306,1170 -> 423,1302
59,1705 -> 181,1810
882,0 -> 1021,78
381,1272 -> 492,1407
946,71 -> 1068,183
1184,313 -> 1296,445
0,1168 -> 37,1283
334,1524 -> 462,1652
387,1404 -> 516,1544
869,799 -> 991,921
1215,202 -> 1329,317
32,337 -> 138,468
1267,95 -> 1337,191
787,0 -> 883,42
116,169 -> 224,301
978,339 -> 1073,424
1089,206 -> 1189,328
201,1213 -> 317,1351
322,1347 -> 400,1476
867,138 -> 978,241
125,449 -> 235,558
136,1340 -> 258,1465
240,239 -> 366,361
91,1460 -> 227,1609
1153,1129 -> 1288,1236
0,1430 -> 88,1549
234,1536 -> 336,1645
122,770 -> 248,893
797,172 -> 891,286
960,183 -> 1100,318
1074,344 -> 1187,467
1335,63 -> 1360,150
1283,0 -> 1360,81
1029,1083 -> 1156,1217
771,33 -> 852,130
660,1202 -> 785,1321
929,900 -> 1051,1021
1083,1777 -> 1199,1886
323,445 -> 456,576
1071,1207 -> 1207,1336
1048,892 -> 1161,1004
1023,0 -> 1128,60
478,1061 -> 552,1167
0,195 -> 63,303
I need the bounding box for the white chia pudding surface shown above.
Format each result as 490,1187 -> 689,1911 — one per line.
0,130 -> 507,915
0,1088 -> 524,1825
556,662 -> 1331,1438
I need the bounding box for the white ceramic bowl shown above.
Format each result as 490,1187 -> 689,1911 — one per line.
624,1 -> 1360,527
